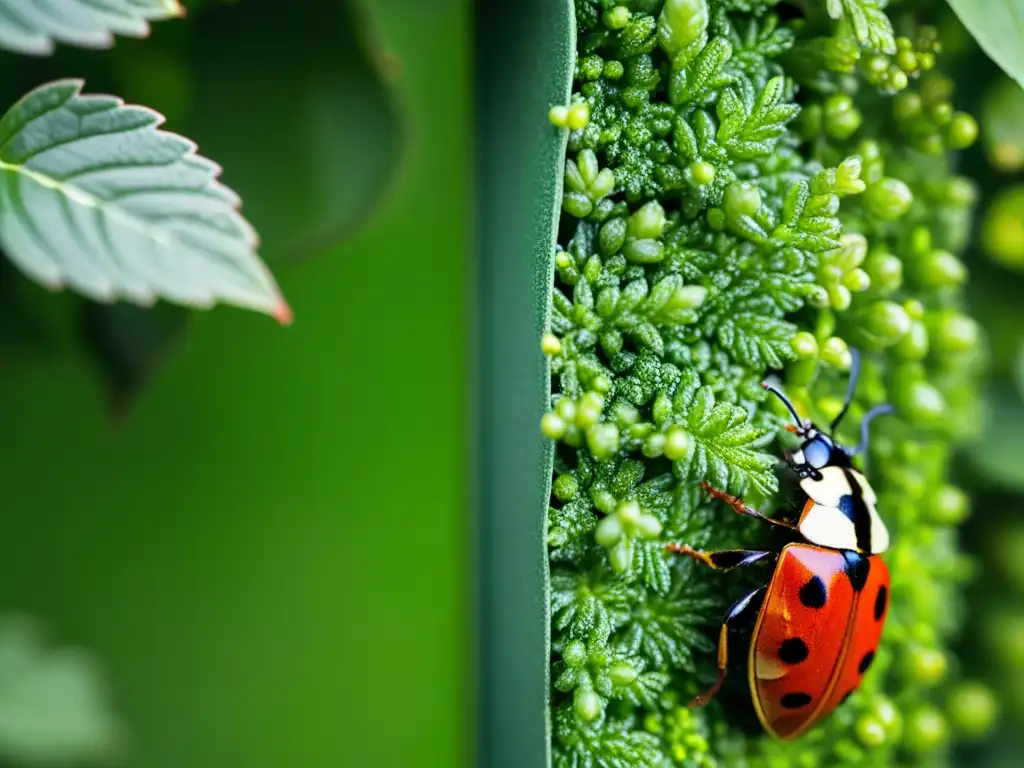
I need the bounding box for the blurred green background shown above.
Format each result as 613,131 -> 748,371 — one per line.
0,1 -> 468,766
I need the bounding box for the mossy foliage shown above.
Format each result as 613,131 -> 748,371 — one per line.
543,0 -> 991,764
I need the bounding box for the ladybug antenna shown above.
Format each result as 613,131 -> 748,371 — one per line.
829,347 -> 861,434
761,381 -> 804,431
849,403 -> 895,456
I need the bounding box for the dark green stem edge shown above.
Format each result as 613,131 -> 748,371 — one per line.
474,2 -> 575,767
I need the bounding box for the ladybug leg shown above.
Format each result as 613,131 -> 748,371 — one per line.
700,481 -> 797,531
665,544 -> 773,570
691,586 -> 767,707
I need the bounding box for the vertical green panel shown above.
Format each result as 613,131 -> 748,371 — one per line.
475,2 -> 574,767
0,1 -> 469,766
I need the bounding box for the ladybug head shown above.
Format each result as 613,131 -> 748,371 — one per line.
762,349 -> 893,480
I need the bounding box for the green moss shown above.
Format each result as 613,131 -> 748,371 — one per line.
544,0 -> 994,764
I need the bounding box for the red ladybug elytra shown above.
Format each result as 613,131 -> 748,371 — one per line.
667,349 -> 894,740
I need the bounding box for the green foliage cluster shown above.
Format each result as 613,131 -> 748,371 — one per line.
542,0 -> 994,764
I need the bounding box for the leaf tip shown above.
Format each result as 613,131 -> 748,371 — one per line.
273,300 -> 294,326
169,1 -> 187,18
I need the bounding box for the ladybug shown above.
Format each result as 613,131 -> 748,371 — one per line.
666,349 -> 894,740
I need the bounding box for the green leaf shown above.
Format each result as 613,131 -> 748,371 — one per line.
945,0 -> 1024,89
476,0 -> 575,766
825,0 -> 896,54
0,78 -> 291,322
0,616 -> 121,766
0,0 -> 184,56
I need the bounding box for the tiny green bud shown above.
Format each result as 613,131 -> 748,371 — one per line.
864,53 -> 888,76
946,681 -> 999,739
948,112 -> 979,149
577,149 -> 599,187
690,161 -> 715,186
643,432 -> 666,458
603,60 -> 625,79
893,319 -> 929,361
568,102 -> 591,130
791,331 -> 819,359
903,299 -> 925,320
944,177 -> 977,207
836,155 -> 865,195
599,218 -> 628,255
595,513 -> 624,548
931,311 -> 979,355
807,284 -> 830,308
828,284 -> 852,311
905,705 -> 948,753
623,238 -> 665,264
866,300 -> 912,345
842,268 -> 871,293
896,380 -> 945,423
824,93 -> 862,140
930,101 -> 953,126
658,0 -> 710,58
587,423 -> 620,460
916,132 -> 945,155
865,177 -> 913,220
636,513 -> 664,539
889,70 -> 909,91
855,715 -> 887,748
670,284 -> 707,310
874,696 -> 903,739
821,336 -> 852,370
576,400 -> 602,429
542,412 -> 567,439
610,661 -> 638,686
628,200 -> 667,239
575,688 -> 602,722
542,333 -> 562,355
663,427 -> 694,461
723,181 -> 762,218
618,499 -> 642,526
927,484 -> 969,525
609,538 -> 634,573
563,191 -> 593,218
553,473 -> 579,502
604,5 -> 630,30
893,91 -> 923,122
591,168 -> 616,200
549,105 -> 570,127
896,49 -> 917,74
915,249 -> 966,289
907,646 -> 947,686
548,528 -> 568,547
864,252 -> 903,294
556,397 -> 576,421
563,639 -> 587,667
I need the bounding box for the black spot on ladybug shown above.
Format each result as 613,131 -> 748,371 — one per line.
799,575 -> 827,609
781,692 -> 812,709
874,585 -> 888,621
841,550 -> 871,592
858,650 -> 875,675
839,689 -> 856,707
778,638 -> 809,664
